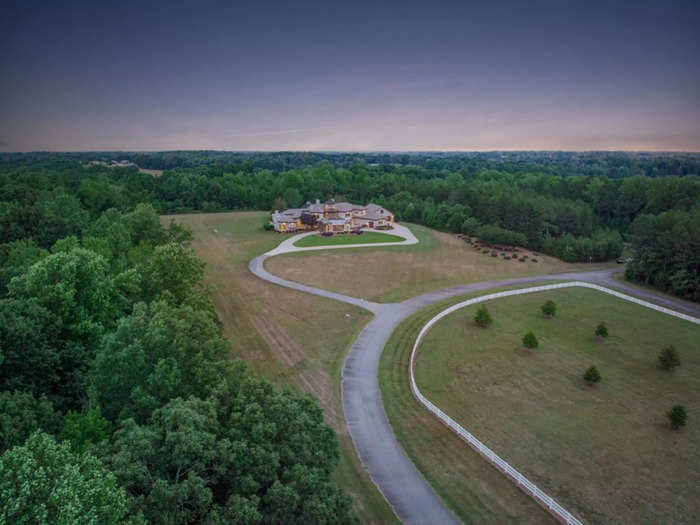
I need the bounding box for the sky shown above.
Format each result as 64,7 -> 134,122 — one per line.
1,0 -> 699,152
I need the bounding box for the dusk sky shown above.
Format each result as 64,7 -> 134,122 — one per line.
2,0 -> 699,152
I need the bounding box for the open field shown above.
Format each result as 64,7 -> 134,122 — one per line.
379,287 -> 557,524
294,231 -> 404,247
414,288 -> 700,524
267,223 -> 615,302
138,167 -> 163,176
161,211 -> 398,524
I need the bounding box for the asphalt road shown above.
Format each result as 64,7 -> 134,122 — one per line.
249,247 -> 699,524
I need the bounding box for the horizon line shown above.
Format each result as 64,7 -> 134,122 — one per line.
2,149 -> 699,155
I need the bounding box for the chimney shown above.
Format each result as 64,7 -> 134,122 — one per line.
315,198 -> 320,205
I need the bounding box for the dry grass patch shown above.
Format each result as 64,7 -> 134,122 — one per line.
415,288 -> 700,524
161,211 -> 398,524
267,224 -> 614,302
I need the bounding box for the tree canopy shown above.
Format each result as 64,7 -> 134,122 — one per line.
0,432 -> 142,525
0,150 -> 698,522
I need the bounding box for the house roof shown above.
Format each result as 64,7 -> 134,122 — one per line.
272,210 -> 301,223
333,202 -> 353,212
319,218 -> 347,225
364,203 -> 391,220
274,200 -> 393,223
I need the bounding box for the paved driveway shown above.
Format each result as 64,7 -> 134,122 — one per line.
265,222 -> 418,256
249,230 -> 699,524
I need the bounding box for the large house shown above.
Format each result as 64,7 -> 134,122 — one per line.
271,199 -> 394,233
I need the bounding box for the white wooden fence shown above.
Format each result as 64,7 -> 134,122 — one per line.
409,281 -> 700,525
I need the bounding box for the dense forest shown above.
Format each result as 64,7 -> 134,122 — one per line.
0,159 -> 357,522
4,150 -> 700,176
1,151 -> 699,299
0,150 -> 698,521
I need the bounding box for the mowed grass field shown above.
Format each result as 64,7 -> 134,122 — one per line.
294,231 -> 404,247
161,212 -> 398,524
415,288 -> 700,524
267,223 -> 614,302
379,286 -> 557,524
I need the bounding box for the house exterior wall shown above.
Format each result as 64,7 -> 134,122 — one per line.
273,201 -> 393,233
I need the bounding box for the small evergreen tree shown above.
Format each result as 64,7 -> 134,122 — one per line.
522,331 -> 538,348
595,322 -> 608,338
658,345 -> 680,370
583,365 -> 602,384
667,405 -> 687,429
541,300 -> 556,317
474,306 -> 492,328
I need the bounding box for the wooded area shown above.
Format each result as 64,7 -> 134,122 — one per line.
0,150 -> 698,522
0,155 -> 359,523
2,151 -> 698,298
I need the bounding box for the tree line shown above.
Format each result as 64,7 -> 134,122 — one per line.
0,193 -> 357,522
4,150 -> 699,176
2,153 -> 698,298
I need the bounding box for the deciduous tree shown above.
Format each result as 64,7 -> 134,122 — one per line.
0,433 -> 141,524
92,300 -> 233,423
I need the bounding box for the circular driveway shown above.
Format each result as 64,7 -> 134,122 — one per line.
249,226 -> 699,524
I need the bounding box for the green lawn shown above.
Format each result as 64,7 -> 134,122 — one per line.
293,231 -> 404,247
415,287 -> 700,525
268,223 -> 615,303
379,285 -> 557,524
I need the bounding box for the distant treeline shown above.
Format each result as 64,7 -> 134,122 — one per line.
1,152 -> 699,300
3,149 -> 700,176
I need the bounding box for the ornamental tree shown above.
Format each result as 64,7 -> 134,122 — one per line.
474,306 -> 493,328
658,345 -> 680,371
667,405 -> 687,429
583,365 -> 602,385
595,322 -> 608,338
541,300 -> 557,317
522,331 -> 538,349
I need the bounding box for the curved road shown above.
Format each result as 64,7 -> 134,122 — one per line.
249,231 -> 700,524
